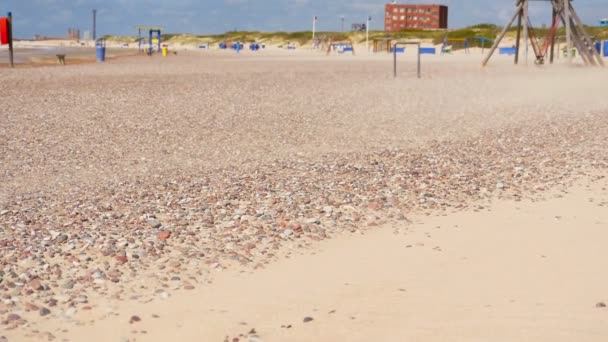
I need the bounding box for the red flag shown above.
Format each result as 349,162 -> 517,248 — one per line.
0,17 -> 9,45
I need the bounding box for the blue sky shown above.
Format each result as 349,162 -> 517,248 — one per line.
3,0 -> 607,38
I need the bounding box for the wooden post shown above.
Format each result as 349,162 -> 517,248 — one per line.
393,43 -> 397,78
523,0 -> 529,65
8,12 -> 14,68
561,13 -> 592,65
417,43 -> 421,78
569,4 -> 604,66
549,7 -> 556,64
564,0 -> 572,63
482,1 -> 524,67
570,23 -> 594,65
515,10 -> 522,64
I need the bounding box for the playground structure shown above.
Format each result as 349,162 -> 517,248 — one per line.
482,0 -> 604,66
393,40 -> 421,79
373,38 -> 393,53
441,37 -> 468,54
136,26 -> 163,54
440,35 -> 494,55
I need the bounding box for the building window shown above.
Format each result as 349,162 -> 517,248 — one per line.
400,15 -> 405,20
393,16 -> 397,20
400,8 -> 405,13
393,8 -> 398,12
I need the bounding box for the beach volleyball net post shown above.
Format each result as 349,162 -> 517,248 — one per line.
393,41 -> 421,79
1,12 -> 14,68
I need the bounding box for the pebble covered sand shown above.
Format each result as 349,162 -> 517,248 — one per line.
1,51 -> 607,339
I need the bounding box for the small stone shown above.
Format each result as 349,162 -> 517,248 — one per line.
28,278 -> 44,291
148,219 -> 162,228
75,295 -> 88,304
496,182 -> 505,190
0,335 -> 7,342
596,302 -> 607,308
6,313 -> 21,321
25,302 -> 40,311
305,218 -> 321,225
39,307 -> 51,316
303,316 -> 314,323
115,255 -> 128,263
248,328 -> 257,334
54,234 -> 68,244
184,285 -> 195,290
129,315 -> 141,324
158,231 -> 171,240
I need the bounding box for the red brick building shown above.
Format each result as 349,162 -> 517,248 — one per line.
384,3 -> 448,31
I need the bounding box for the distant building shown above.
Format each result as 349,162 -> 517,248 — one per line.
600,18 -> 608,27
67,27 -> 81,40
384,3 -> 448,31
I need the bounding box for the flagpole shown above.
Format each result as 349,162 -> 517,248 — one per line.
366,16 -> 370,53
8,12 -> 14,68
312,16 -> 316,49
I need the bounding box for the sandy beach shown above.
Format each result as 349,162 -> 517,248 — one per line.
7,175 -> 608,342
0,49 -> 607,341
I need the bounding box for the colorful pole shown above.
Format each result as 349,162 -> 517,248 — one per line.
8,12 -> 14,68
149,30 -> 153,54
